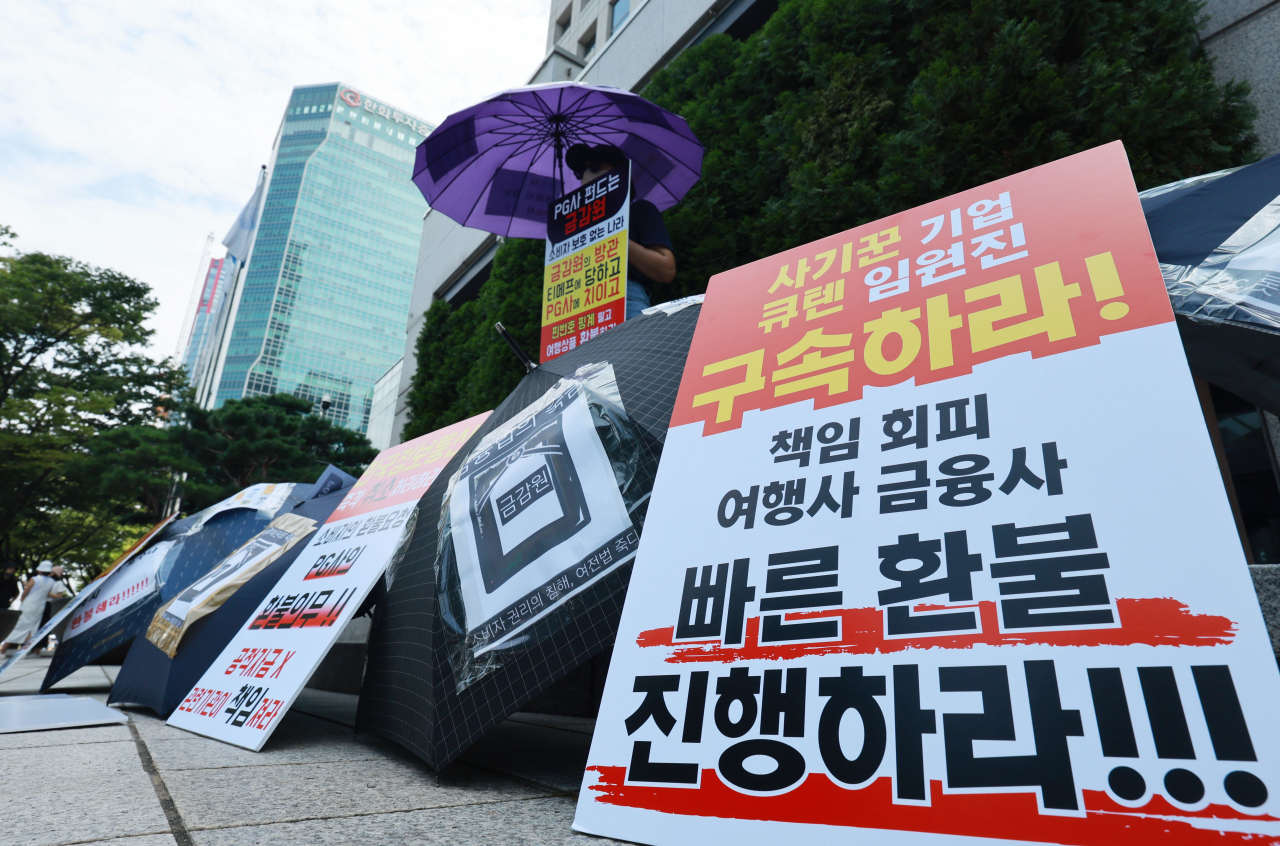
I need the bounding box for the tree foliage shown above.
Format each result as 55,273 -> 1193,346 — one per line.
647,0 -> 1258,300
403,239 -> 543,438
403,0 -> 1257,436
171,394 -> 379,513
0,244 -> 184,576
0,233 -> 380,581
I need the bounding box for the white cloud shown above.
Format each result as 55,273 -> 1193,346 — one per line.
0,0 -> 551,360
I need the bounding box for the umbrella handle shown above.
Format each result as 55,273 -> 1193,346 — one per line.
495,323 -> 537,374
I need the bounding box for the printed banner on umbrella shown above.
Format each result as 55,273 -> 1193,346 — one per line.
0,516 -> 176,682
542,163 -> 630,362
144,512 -> 318,658
445,363 -> 635,656
574,142 -> 1280,845
167,411 -> 489,750
63,540 -> 175,642
193,483 -> 295,530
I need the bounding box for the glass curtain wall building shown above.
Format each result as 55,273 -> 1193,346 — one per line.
213,83 -> 431,432
182,256 -> 230,384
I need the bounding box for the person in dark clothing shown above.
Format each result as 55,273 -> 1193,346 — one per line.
0,563 -> 19,610
565,143 -> 676,319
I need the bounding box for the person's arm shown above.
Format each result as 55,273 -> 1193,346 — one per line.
629,241 -> 676,284
19,579 -> 34,602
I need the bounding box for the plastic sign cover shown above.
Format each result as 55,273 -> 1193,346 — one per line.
63,540 -> 175,642
542,163 -> 629,362
167,412 -> 489,750
145,513 -> 317,658
447,364 -> 634,655
575,143 -> 1280,845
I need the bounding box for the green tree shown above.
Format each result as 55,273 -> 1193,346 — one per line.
0,244 -> 183,574
403,0 -> 1257,435
648,0 -> 1258,298
172,394 -> 379,512
402,239 -> 543,439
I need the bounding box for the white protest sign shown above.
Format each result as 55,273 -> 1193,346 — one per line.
62,540 -> 174,641
167,413 -> 489,750
575,143 -> 1280,845
446,365 -> 634,655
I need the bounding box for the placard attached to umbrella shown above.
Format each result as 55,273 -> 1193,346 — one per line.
0,516 -> 175,683
145,512 -> 318,658
167,412 -> 489,750
575,142 -> 1280,845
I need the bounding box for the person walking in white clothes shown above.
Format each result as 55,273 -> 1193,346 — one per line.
0,561 -> 67,656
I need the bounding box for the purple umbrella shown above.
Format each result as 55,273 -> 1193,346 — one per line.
414,82 -> 704,239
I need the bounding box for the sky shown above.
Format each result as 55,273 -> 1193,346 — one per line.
0,0 -> 552,360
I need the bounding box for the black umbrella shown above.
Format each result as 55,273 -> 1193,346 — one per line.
42,473 -> 353,692
355,300 -> 701,770
1140,152 -> 1280,412
42,509 -> 269,690
107,484 -> 353,717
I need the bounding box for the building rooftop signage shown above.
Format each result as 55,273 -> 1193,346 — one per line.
338,87 -> 431,138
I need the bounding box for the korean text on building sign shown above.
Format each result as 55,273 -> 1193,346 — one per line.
574,142 -> 1280,846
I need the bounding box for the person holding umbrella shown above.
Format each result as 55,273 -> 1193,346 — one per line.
413,82 -> 702,320
565,142 -> 676,319
0,561 -> 67,657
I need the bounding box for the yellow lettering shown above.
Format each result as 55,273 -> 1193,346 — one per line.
863,307 -> 922,375
692,350 -> 766,424
926,294 -> 963,370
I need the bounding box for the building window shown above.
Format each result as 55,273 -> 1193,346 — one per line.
610,0 -> 629,34
555,3 -> 572,41
580,26 -> 596,59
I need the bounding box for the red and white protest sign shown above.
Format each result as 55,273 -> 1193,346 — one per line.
168,412 -> 489,750
574,143 -> 1280,844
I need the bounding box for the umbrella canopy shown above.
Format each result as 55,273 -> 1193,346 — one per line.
41,476 -> 351,691
107,485 -> 352,717
414,82 -> 703,238
1139,152 -> 1280,413
355,299 -> 702,770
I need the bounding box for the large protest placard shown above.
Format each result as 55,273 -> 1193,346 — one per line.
542,163 -> 629,362
575,142 -> 1280,844
167,412 -> 489,750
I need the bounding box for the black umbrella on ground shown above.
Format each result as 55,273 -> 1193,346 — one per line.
355,299 -> 702,770
42,473 -> 353,692
107,483 -> 353,717
1139,152 -> 1280,413
42,509 -> 269,690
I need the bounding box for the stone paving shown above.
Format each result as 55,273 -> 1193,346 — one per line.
0,656 -> 625,846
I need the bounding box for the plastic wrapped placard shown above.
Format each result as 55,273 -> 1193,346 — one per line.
436,362 -> 647,690
1142,167 -> 1280,331
145,512 -> 317,657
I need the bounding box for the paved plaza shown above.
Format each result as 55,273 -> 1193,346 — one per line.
0,657 -> 623,846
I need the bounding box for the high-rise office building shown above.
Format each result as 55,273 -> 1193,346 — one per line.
181,255 -> 231,386
210,83 -> 432,433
